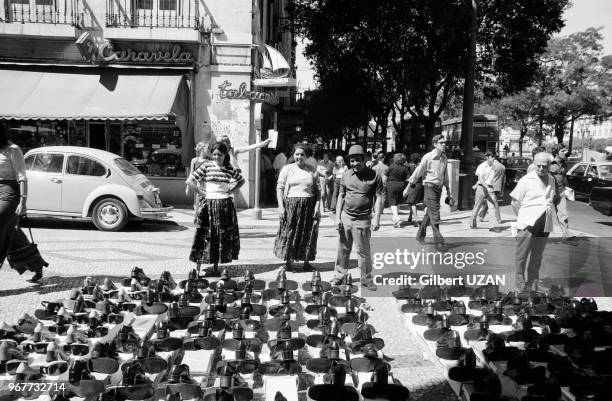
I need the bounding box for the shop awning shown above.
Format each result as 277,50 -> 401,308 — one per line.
0,69 -> 185,120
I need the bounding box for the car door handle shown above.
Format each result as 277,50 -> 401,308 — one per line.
51,177 -> 62,183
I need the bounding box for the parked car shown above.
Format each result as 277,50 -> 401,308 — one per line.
590,186 -> 612,216
566,162 -> 612,198
23,146 -> 173,231
501,156 -> 532,190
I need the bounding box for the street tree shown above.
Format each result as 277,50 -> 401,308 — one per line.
538,28 -> 612,149
289,0 -> 568,149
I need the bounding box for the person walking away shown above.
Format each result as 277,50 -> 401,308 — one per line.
186,141 -> 210,212
274,145 -> 320,272
330,155 -> 347,213
403,135 -> 453,252
405,153 -> 424,226
469,152 -> 502,228
549,145 -> 574,240
334,145 -> 383,292
477,154 -> 506,223
511,152 -> 559,293
0,124 -> 45,282
317,152 -> 334,211
186,142 -> 244,277
372,153 -> 388,216
386,153 -> 409,228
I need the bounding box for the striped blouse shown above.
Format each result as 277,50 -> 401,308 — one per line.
190,161 -> 244,199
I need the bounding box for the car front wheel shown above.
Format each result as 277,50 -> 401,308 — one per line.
92,198 -> 129,231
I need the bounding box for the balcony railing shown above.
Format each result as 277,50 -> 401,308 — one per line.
106,0 -> 199,29
2,0 -> 79,24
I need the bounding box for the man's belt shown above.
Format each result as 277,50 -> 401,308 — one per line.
424,182 -> 442,189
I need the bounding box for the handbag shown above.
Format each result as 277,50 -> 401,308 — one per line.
7,216 -> 49,275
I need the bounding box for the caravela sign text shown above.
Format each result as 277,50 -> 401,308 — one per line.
218,81 -> 279,105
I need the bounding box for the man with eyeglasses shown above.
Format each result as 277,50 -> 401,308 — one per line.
404,135 -> 453,252
510,152 -> 560,293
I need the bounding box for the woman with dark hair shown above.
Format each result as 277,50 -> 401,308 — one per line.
186,142 -> 245,277
330,155 -> 347,212
274,144 -> 321,271
405,153 -> 424,225
0,124 -> 44,282
386,153 -> 410,227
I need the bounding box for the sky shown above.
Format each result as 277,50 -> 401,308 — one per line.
559,0 -> 612,54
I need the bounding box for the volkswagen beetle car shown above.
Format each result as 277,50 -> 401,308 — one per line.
24,146 -> 173,231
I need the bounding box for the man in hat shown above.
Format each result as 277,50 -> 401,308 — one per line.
404,134 -> 453,251
334,145 -> 383,291
511,152 -> 559,292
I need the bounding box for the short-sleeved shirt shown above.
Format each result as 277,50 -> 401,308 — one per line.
317,159 -> 334,177
510,171 -> 556,232
386,164 -> 409,183
0,142 -> 27,182
277,163 -> 317,198
340,167 -> 384,219
189,161 -> 244,200
475,161 -> 494,185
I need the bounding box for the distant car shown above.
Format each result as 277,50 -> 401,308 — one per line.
24,146 -> 173,231
566,162 -> 612,198
502,156 -> 532,190
590,187 -> 612,216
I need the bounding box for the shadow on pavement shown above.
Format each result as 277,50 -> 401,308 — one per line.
21,217 -> 189,232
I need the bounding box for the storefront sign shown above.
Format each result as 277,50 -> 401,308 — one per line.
218,81 -> 279,105
75,33 -> 193,65
99,43 -> 193,64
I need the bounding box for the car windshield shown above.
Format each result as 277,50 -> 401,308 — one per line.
599,165 -> 612,178
114,157 -> 142,176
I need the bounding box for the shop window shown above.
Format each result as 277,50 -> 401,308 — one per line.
66,155 -> 107,177
30,153 -> 64,173
122,122 -> 186,177
35,0 -> 53,5
135,0 -> 153,9
10,0 -> 29,4
159,0 -> 177,11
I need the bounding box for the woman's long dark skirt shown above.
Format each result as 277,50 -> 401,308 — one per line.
190,198 -> 240,265
274,197 -> 319,262
0,181 -> 20,266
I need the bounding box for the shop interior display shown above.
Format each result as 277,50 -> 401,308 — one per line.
0,268 -> 408,401
394,284 -> 612,401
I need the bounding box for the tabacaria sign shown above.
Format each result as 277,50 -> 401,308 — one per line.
218,80 -> 279,105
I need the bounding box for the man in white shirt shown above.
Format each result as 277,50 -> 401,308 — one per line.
510,152 -> 559,293
469,152 -> 502,228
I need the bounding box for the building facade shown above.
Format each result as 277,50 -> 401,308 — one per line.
0,0 -> 295,207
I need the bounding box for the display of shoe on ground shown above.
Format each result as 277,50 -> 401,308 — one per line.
0,206 -> 610,401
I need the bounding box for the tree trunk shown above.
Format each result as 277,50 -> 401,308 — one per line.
568,118 -> 575,152
424,117 -> 436,148
519,128 -> 526,157
555,122 -> 565,145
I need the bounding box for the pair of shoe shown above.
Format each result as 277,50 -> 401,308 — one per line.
434,243 -> 448,252
393,221 -> 402,228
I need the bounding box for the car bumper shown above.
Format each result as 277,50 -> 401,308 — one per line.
139,206 -> 174,219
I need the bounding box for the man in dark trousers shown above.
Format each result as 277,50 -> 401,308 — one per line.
511,152 -> 559,293
404,135 -> 454,252
334,145 -> 384,291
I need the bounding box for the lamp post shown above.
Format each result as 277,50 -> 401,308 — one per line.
459,0 -> 478,210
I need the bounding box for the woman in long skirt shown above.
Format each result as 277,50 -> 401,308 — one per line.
274,145 -> 321,272
186,142 -> 245,277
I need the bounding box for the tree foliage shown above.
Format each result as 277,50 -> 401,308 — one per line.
289,0 -> 568,148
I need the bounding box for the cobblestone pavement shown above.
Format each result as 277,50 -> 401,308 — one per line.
1,206 -> 608,400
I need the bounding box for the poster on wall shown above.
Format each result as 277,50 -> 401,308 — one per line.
210,99 -> 250,148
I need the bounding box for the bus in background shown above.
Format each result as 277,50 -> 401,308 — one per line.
441,114 -> 499,160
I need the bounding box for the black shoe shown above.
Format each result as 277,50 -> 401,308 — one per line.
27,272 -> 43,283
